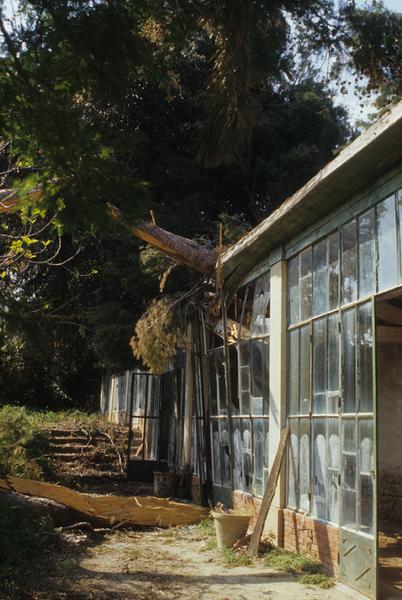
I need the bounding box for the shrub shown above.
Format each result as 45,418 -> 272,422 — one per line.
0,405 -> 50,479
0,498 -> 58,599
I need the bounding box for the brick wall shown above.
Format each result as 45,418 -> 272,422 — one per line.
283,509 -> 339,576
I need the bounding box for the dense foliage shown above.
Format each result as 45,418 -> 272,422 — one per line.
0,0 -> 400,404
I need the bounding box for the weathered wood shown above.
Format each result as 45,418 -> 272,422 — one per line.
0,488 -> 109,528
376,302 -> 402,327
377,325 -> 402,344
247,426 -> 289,557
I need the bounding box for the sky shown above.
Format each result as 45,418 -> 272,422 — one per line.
1,0 -> 401,123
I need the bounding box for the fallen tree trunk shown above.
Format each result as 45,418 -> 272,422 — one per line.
0,189 -> 217,275
0,476 -> 209,527
0,489 -> 109,528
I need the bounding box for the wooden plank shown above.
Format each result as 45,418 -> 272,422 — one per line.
247,426 -> 289,557
377,325 -> 402,344
376,302 -> 402,327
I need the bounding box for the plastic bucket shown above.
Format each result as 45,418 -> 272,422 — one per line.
211,512 -> 251,550
153,471 -> 180,497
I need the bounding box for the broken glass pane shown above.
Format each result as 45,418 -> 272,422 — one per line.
241,418 -> 252,492
377,194 -> 398,291
341,220 -> 357,305
358,208 -> 376,298
313,239 -> 328,316
220,419 -> 231,486
262,339 -> 270,415
251,274 -> 270,336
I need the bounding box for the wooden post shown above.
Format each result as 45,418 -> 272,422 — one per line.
247,426 -> 289,557
183,321 -> 194,466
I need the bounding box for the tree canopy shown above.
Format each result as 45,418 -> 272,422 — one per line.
0,0 -> 400,404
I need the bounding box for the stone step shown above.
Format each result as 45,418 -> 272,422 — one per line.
49,436 -> 90,445
49,444 -> 93,454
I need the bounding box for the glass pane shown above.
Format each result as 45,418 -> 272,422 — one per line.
263,419 -> 270,491
358,208 -> 376,298
217,348 -> 226,415
288,256 -> 300,325
289,329 -> 299,415
299,419 -> 310,513
241,418 -> 252,492
342,309 -> 356,413
377,194 -> 398,291
359,419 -> 374,535
312,419 -> 327,520
342,419 -> 356,530
209,354 -> 218,416
342,220 -> 357,305
313,318 -> 326,414
358,302 -> 373,413
328,231 -> 339,310
299,325 -> 311,415
327,419 -> 340,524
253,419 -> 265,496
398,189 -> 402,280
232,418 -> 242,490
251,274 -> 270,336
220,419 -> 231,486
211,419 -> 221,484
229,345 -> 239,415
287,420 -> 299,508
240,284 -> 254,338
239,341 -> 250,415
327,314 -> 339,414
313,239 -> 328,316
300,249 -> 312,321
262,339 -> 270,415
251,339 -> 263,415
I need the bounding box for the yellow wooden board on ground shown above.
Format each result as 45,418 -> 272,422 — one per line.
0,476 -> 209,527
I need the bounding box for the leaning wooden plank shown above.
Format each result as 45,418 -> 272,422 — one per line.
247,426 -> 289,557
0,476 -> 209,527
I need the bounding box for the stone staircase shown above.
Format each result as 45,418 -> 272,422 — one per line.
47,427 -> 129,479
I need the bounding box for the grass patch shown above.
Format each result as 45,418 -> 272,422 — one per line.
264,548 -> 325,575
222,548 -> 252,568
0,405 -> 51,480
299,573 -> 335,588
200,536 -> 217,552
197,517 -> 215,537
27,408 -> 111,433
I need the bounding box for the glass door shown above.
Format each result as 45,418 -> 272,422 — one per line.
339,300 -> 377,598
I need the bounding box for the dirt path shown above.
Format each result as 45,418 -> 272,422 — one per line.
30,525 -> 365,600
